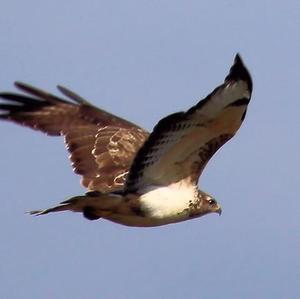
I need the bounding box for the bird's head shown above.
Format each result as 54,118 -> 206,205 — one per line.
197,191 -> 222,216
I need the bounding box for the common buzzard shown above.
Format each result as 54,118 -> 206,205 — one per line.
0,54 -> 252,227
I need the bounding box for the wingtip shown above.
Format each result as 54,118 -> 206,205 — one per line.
27,210 -> 45,216
57,85 -> 92,105
226,53 -> 253,92
13,81 -> 42,97
14,81 -> 27,90
234,53 -> 243,65
14,81 -> 21,87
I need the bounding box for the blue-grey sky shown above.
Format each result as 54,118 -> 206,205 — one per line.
0,1 -> 299,298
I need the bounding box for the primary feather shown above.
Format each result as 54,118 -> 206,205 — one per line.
0,54 -> 253,227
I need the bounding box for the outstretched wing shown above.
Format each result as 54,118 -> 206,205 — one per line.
125,54 -> 252,193
0,82 -> 148,191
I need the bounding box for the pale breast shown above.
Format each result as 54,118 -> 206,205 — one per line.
139,184 -> 197,219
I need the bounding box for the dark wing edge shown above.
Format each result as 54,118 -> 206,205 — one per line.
0,81 -> 143,134
0,82 -> 149,192
225,54 -> 252,93
124,54 -> 252,193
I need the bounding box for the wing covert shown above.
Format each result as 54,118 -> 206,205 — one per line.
125,54 -> 252,193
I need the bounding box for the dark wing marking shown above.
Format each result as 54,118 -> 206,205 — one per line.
125,54 -> 252,193
0,82 -> 148,191
0,82 -> 141,133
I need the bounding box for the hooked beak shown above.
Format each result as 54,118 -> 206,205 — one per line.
216,205 -> 222,216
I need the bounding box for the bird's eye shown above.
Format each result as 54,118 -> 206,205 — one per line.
208,199 -> 216,205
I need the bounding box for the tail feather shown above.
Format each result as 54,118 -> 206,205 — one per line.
29,204 -> 71,216
29,195 -> 87,216
28,193 -> 122,220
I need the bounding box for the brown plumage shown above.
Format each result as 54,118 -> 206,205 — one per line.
0,82 -> 148,192
0,54 -> 253,227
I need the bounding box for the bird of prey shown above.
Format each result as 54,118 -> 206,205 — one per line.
0,54 -> 252,227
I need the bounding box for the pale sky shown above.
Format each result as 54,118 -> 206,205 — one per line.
0,1 -> 299,298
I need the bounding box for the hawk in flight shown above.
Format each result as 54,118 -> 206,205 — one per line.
0,54 -> 252,227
